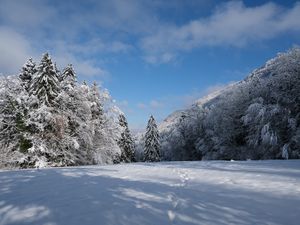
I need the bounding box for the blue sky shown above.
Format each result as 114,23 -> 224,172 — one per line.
0,0 -> 300,131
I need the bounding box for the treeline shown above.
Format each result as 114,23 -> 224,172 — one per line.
0,53 -> 135,168
2,49 -> 299,168
159,48 -> 300,161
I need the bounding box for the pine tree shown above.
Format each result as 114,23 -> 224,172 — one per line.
19,58 -> 36,90
118,114 -> 135,162
29,53 -> 60,107
90,82 -> 104,122
144,115 -> 160,162
61,64 -> 76,88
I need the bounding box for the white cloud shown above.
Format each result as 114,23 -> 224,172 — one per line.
0,0 -> 133,77
53,51 -> 108,78
0,27 -> 109,78
144,52 -> 176,64
0,27 -> 38,75
0,0 -> 55,28
66,39 -> 132,55
0,29 -> 107,78
74,60 -> 107,78
1,0 -> 299,71
141,1 -> 300,63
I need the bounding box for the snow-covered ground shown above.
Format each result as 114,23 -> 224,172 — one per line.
1,160 -> 300,225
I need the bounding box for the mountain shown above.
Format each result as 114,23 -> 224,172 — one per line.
158,48 -> 300,161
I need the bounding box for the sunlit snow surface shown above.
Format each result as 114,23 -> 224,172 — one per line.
1,160 -> 300,225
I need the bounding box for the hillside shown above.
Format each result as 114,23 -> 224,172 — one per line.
158,48 -> 300,161
1,160 -> 299,225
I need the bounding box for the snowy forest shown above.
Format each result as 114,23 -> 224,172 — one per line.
156,48 -> 300,161
1,48 -> 300,169
0,53 -> 136,168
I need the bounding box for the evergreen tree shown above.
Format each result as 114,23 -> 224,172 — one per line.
90,82 -> 104,122
118,114 -> 135,162
19,58 -> 36,90
61,64 -> 76,88
0,54 -> 125,168
88,82 -> 105,162
144,115 -> 160,162
0,77 -> 33,167
29,53 -> 60,107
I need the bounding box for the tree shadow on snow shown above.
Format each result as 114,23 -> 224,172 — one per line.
0,165 -> 300,225
162,160 -> 300,179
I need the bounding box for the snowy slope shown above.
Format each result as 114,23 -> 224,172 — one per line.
158,81 -> 237,133
1,160 -> 300,225
158,49 -> 299,135
157,48 -> 300,161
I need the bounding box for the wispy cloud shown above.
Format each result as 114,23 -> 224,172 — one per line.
0,0 -> 135,75
49,47 -> 109,78
0,0 -> 55,28
141,1 -> 300,63
0,27 -> 38,74
1,0 -> 300,73
0,0 -> 217,72
0,28 -> 108,77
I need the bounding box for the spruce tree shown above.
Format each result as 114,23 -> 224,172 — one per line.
61,64 -> 76,88
118,114 -> 135,162
88,82 -> 105,162
19,58 -> 36,90
90,82 -> 104,122
29,53 -> 60,107
144,115 -> 160,162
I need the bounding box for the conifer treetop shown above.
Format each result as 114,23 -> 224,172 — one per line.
29,53 -> 60,107
144,115 -> 160,162
19,58 -> 36,83
62,64 -> 76,83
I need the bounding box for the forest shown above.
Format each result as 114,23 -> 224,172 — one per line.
1,49 -> 300,169
157,48 -> 300,161
0,53 -> 136,168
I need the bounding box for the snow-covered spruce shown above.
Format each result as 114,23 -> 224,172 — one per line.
0,53 -> 132,169
19,58 -> 36,90
29,53 -> 60,107
118,114 -> 135,162
61,64 -> 76,88
144,115 -> 161,162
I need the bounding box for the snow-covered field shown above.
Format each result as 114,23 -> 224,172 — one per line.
0,160 -> 300,225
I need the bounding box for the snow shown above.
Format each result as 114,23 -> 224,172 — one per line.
0,160 -> 300,225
